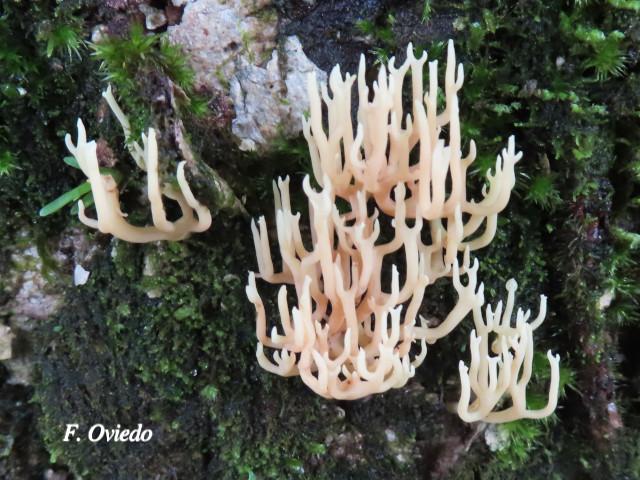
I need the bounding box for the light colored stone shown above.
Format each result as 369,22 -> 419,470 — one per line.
44,469 -> 70,480
167,0 -> 277,92
383,427 -> 412,464
2,228 -> 96,385
484,424 -> 510,452
91,24 -> 108,44
231,36 -> 327,151
384,429 -> 397,442
9,245 -> 61,330
73,264 -> 90,286
229,53 -> 281,151
0,326 -> 14,361
143,254 -> 162,299
598,289 -> 614,310
140,4 -> 168,30
4,358 -> 33,386
168,1 -> 327,150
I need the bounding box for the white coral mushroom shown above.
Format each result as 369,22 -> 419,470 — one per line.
457,279 -> 560,423
64,86 -> 211,243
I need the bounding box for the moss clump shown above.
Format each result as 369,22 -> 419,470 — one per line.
0,1 -> 102,239
91,23 -> 207,139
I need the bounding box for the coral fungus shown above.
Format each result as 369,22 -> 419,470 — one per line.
246,40 -> 559,417
303,41 -> 522,264
64,86 -> 211,243
246,174 -> 482,399
457,279 -> 560,422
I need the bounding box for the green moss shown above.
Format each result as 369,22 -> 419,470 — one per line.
0,1 -> 101,237
34,219 -> 328,478
0,1 -> 106,476
91,23 -> 204,139
525,174 -> 562,210
494,420 -> 545,470
356,12 -> 398,64
39,22 -> 84,59
0,151 -> 18,177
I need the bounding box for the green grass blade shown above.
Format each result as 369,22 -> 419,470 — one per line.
70,192 -> 94,215
38,181 -> 91,217
63,156 -> 80,169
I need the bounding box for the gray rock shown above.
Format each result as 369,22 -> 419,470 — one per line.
484,424 -> 509,452
167,0 -> 277,92
2,228 -> 96,385
231,36 -> 326,151
8,244 -> 61,331
0,326 -> 14,361
73,264 -> 90,286
4,358 -> 33,386
139,4 -> 168,31
168,0 -> 327,151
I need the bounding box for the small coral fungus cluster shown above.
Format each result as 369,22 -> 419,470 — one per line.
246,41 -> 560,422
64,86 -> 211,243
